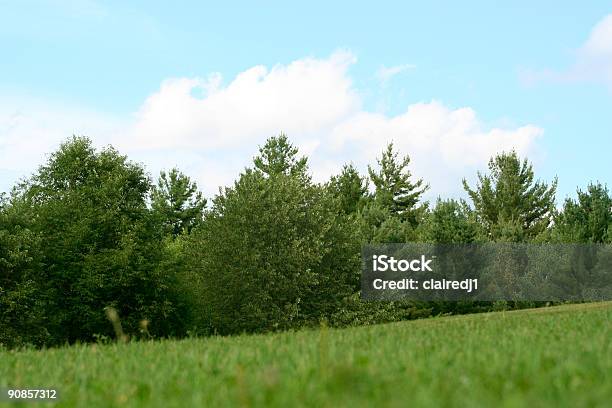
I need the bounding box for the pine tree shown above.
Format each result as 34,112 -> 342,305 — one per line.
253,133 -> 308,178
327,164 -> 369,215
152,168 -> 206,237
554,182 -> 611,243
421,199 -> 482,244
463,151 -> 557,241
368,143 -> 428,226
189,135 -> 360,334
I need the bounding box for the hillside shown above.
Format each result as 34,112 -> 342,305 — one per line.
1,302 -> 611,407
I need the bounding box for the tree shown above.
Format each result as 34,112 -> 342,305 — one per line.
358,200 -> 417,243
187,136 -> 360,334
554,182 -> 611,243
0,194 -> 49,347
327,164 -> 369,215
13,136 -> 187,344
463,151 -> 557,242
417,199 -> 486,316
420,199 -> 482,244
152,168 -> 206,237
368,143 -> 428,226
253,133 -> 308,178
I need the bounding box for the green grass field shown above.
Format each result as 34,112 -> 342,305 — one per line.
1,302 -> 611,408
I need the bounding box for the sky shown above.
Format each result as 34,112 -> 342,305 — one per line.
1,1 -> 611,203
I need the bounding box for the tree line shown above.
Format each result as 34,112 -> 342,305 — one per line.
1,135 -> 610,348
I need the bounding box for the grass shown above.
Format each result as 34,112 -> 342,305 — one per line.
1,302 -> 611,407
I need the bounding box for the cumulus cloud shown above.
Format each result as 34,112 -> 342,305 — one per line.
326,102 -> 541,196
121,51 -> 359,151
1,51 -> 542,199
521,14 -> 612,86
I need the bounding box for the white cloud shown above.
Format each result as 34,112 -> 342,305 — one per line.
0,51 -> 542,199
376,64 -> 416,84
575,14 -> 612,84
326,102 -> 541,197
121,51 -> 359,151
0,97 -> 122,174
521,14 -> 612,86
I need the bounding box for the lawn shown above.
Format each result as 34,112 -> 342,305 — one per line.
1,302 -> 611,407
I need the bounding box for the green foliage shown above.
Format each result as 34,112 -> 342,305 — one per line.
420,199 -> 482,243
253,133 -> 308,178
187,136 -> 360,334
327,164 -> 369,215
357,200 -> 417,243
368,142 -> 428,226
417,200 -> 486,315
546,245 -> 612,301
328,292 -> 431,327
0,196 -> 49,347
152,235 -> 200,335
0,195 -> 40,289
1,132 -> 610,348
151,168 -> 206,237
463,151 -> 557,242
357,143 -> 428,244
553,182 -> 611,243
6,136 -> 188,345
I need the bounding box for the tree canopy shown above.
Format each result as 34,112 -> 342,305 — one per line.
253,133 -> 308,178
2,134 -> 609,349
368,143 -> 428,228
152,168 -> 206,237
463,151 -> 557,242
554,183 -> 611,243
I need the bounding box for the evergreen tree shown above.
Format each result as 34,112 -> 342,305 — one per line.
368,143 -> 428,226
554,182 -> 611,243
253,133 -> 308,178
420,199 -> 482,244
188,135 -> 360,334
463,151 -> 557,241
327,164 -> 369,215
358,200 -> 417,243
152,168 -> 206,237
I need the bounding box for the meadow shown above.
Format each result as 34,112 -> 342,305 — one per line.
1,302 -> 610,407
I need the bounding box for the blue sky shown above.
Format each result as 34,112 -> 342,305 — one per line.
1,1 -> 611,202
